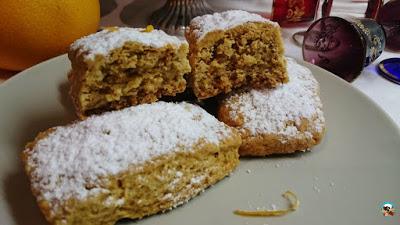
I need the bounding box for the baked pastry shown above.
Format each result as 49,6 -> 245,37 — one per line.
68,27 -> 191,119
218,58 -> 325,156
22,102 -> 241,225
186,10 -> 288,99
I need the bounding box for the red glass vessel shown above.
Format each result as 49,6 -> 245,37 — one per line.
302,17 -> 386,82
377,0 -> 400,51
272,0 -> 320,25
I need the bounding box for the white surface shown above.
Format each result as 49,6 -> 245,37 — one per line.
99,0 -> 400,128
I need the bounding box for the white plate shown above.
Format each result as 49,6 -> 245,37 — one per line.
0,55 -> 399,225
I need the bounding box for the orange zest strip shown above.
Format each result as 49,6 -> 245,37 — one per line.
234,191 -> 299,217
143,25 -> 154,32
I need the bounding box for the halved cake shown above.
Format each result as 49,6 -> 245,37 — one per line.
68,27 -> 191,118
218,58 -> 325,156
186,10 -> 288,99
22,102 -> 241,225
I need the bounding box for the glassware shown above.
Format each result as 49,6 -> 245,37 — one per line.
365,0 -> 383,19
377,0 -> 400,51
275,0 -> 386,27
271,0 -> 322,25
150,0 -> 213,36
302,16 -> 386,82
378,58 -> 400,84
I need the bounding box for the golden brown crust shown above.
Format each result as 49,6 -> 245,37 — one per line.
186,21 -> 288,99
217,99 -> 325,156
22,127 -> 241,225
238,127 -> 324,156
21,128 -> 56,223
218,96 -> 325,156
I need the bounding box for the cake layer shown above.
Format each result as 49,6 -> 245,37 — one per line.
22,102 -> 241,225
218,58 -> 325,156
186,10 -> 288,99
68,27 -> 191,118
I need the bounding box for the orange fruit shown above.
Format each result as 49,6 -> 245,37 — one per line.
0,0 -> 100,71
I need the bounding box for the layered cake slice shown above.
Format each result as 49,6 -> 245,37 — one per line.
22,102 -> 241,225
218,58 -> 325,156
186,10 -> 288,99
68,27 -> 191,118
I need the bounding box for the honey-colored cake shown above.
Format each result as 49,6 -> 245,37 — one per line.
218,58 -> 325,156
68,27 -> 191,118
186,10 -> 288,99
22,102 -> 241,225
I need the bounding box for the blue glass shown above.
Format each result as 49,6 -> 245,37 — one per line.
378,58 -> 400,85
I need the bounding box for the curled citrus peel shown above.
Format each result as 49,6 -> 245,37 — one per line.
143,25 -> 155,32
103,26 -> 119,32
234,191 -> 299,217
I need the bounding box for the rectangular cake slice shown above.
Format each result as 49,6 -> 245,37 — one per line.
68,27 -> 191,118
22,102 -> 241,225
218,58 -> 325,156
186,10 -> 288,99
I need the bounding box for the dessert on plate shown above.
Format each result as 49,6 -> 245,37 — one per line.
22,102 -> 241,225
68,27 -> 191,118
186,10 -> 288,99
218,58 -> 325,156
20,9 -> 328,225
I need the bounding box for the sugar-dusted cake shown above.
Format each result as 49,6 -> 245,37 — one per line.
68,27 -> 191,119
218,58 -> 325,156
22,102 -> 241,225
186,10 -> 288,99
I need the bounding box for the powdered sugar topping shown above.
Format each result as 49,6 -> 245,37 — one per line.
70,27 -> 186,61
226,58 -> 325,137
190,10 -> 278,39
24,102 -> 233,212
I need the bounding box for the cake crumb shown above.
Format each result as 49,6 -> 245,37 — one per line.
161,193 -> 173,201
176,171 -> 183,177
246,169 -> 252,174
190,175 -> 205,184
